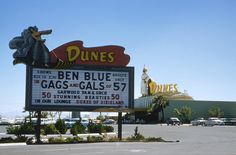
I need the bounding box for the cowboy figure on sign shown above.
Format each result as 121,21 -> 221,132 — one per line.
9,26 -> 52,67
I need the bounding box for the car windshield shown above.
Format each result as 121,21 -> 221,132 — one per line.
170,118 -> 179,121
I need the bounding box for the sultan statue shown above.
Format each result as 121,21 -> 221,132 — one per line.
141,67 -> 158,97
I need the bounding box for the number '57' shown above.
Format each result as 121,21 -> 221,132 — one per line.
113,82 -> 126,91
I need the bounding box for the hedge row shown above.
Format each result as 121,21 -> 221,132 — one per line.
7,120 -> 114,136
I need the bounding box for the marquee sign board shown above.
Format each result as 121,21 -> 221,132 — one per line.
25,66 -> 134,111
10,26 -> 134,112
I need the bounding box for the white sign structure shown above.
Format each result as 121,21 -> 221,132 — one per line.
26,66 -> 134,111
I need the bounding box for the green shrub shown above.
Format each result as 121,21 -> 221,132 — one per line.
55,119 -> 67,134
103,125 -> 114,132
7,123 -> 34,136
0,136 -> 28,143
40,127 -> 45,135
145,137 -> 165,142
0,137 -> 14,143
127,126 -> 145,141
20,123 -> 35,134
7,125 -> 21,135
87,123 -> 104,134
87,136 -> 104,142
70,122 -> 86,135
127,133 -> 145,141
15,136 -> 28,142
65,137 -> 82,143
102,134 -> 119,142
43,124 -> 59,135
107,136 -> 119,142
48,137 -> 65,143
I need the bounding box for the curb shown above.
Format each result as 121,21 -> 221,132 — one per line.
0,143 -> 26,146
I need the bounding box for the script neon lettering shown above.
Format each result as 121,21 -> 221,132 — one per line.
168,84 -> 173,92
100,52 -> 106,62
156,84 -> 179,93
91,51 -> 99,61
67,46 -> 80,62
108,52 -> 114,62
81,50 -> 89,61
158,85 -> 162,92
66,46 -> 115,63
163,84 -> 168,92
174,84 -> 178,92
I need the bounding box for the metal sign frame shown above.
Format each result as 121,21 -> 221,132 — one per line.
25,65 -> 134,111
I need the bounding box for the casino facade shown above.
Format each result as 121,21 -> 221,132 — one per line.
133,67 -> 236,123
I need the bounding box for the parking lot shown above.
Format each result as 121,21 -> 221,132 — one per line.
1,124 -> 236,155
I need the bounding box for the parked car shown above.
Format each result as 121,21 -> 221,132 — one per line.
93,119 -> 101,124
41,118 -> 56,125
205,117 -> 224,126
122,119 -> 135,124
221,118 -> 236,126
135,119 -> 145,124
103,119 -> 116,124
0,118 -> 12,125
14,117 -> 25,125
166,117 -> 181,125
63,118 -> 76,128
63,118 -> 89,128
191,117 -> 206,126
80,118 -> 89,127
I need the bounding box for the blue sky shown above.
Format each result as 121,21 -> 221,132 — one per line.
1,0 -> 236,118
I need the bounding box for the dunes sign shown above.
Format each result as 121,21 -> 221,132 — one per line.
10,26 -> 134,111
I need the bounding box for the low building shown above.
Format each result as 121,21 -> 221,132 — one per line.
135,67 -> 236,123
134,96 -> 236,122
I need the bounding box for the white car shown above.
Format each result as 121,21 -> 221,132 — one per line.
191,118 -> 206,126
80,118 -> 89,127
14,117 -> 25,125
0,118 -> 12,125
63,118 -> 76,128
205,117 -> 224,126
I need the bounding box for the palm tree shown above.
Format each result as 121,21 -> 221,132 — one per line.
173,106 -> 192,123
208,106 -> 224,118
148,95 -> 169,123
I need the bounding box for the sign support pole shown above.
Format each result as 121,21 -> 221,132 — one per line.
118,112 -> 122,141
36,110 -> 41,144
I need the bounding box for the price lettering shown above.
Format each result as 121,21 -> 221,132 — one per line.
42,92 -> 51,98
111,94 -> 120,100
113,82 -> 126,91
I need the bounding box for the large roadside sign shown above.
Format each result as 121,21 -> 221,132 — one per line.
9,27 -> 134,112
10,26 -> 134,142
25,66 -> 134,111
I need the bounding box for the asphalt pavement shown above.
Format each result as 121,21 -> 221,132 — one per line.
1,124 -> 236,155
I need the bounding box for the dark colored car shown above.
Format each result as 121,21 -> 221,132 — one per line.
103,119 -> 116,124
166,117 -> 181,125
